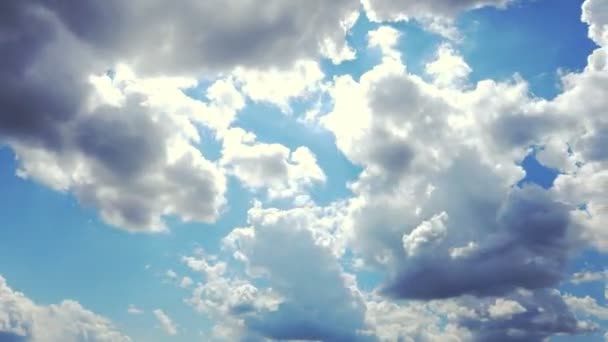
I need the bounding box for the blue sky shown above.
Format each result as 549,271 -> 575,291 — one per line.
1,0 -> 608,341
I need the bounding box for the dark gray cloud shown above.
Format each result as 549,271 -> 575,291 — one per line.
383,185 -> 575,299
26,0 -> 359,74
0,1 -> 97,148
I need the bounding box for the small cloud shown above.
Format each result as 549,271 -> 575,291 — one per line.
488,298 -> 527,320
127,304 -> 144,315
179,276 -> 193,289
570,270 -> 608,285
166,269 -> 178,279
153,309 -> 178,336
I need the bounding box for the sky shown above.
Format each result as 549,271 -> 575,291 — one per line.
0,0 -> 607,341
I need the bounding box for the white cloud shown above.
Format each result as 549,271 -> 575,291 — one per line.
0,275 -> 130,342
179,277 -> 194,289
426,44 -> 472,87
153,309 -> 178,336
315,8 -> 594,303
364,293 -> 473,341
221,203 -> 370,341
368,26 -> 401,52
127,305 -> 144,315
3,1 -> 608,341
182,252 -> 280,341
582,0 -> 608,47
488,298 -> 527,320
403,212 -> 449,257
0,0 -> 359,233
10,66 -> 228,233
220,128 -> 325,199
564,294 -> 608,320
571,270 -> 608,284
234,60 -> 324,112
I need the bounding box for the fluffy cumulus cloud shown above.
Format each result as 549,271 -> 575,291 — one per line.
0,275 -> 130,342
317,25 -> 575,304
7,66 -> 228,232
233,60 -> 325,113
221,203 -> 371,341
542,2 -> 608,251
313,2 -> 606,337
487,298 -> 527,320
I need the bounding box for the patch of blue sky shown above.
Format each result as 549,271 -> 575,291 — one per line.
518,150 -> 560,189
458,0 -> 597,99
321,13 -> 444,81
320,13 -> 384,81
390,18 -> 446,76
341,249 -> 385,292
194,123 -> 223,162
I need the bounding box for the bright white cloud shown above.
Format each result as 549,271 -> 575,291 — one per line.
220,128 -> 325,199
488,298 -> 527,320
426,44 -> 472,87
564,294 -> 608,320
234,60 -> 324,112
182,252 -> 281,341
582,0 -> 608,47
